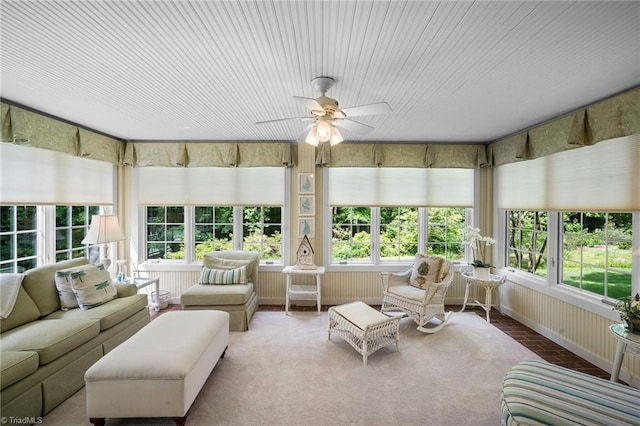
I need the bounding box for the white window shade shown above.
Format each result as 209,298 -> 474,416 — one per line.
497,136 -> 640,211
137,167 -> 285,205
328,168 -> 474,207
0,143 -> 114,205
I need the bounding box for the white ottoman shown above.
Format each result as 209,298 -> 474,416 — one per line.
328,301 -> 400,365
85,310 -> 229,425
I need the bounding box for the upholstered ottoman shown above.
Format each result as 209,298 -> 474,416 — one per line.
84,310 -> 229,425
501,359 -> 640,426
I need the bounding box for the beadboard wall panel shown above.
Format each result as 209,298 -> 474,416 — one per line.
501,282 -> 640,385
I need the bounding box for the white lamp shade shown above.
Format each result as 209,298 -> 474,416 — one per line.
81,215 -> 125,244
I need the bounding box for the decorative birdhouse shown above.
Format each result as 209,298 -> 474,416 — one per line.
295,234 -> 316,270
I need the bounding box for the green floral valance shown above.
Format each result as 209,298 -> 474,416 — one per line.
316,143 -> 489,168
489,87 -> 640,166
123,141 -> 296,167
1,102 -> 122,164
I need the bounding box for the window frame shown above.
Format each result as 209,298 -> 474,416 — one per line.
141,205 -> 286,266
324,205 -> 471,271
497,210 -> 639,318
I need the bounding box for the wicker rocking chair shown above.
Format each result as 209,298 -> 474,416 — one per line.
380,256 -> 454,334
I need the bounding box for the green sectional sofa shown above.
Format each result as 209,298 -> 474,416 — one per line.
0,258 -> 150,420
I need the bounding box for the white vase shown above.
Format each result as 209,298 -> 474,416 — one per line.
473,267 -> 490,280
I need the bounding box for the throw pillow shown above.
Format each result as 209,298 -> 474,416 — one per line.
203,255 -> 255,281
54,268 -> 81,311
409,254 -> 443,289
200,266 -> 248,285
61,264 -> 117,310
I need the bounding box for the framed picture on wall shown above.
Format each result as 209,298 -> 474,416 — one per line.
298,217 -> 314,238
298,173 -> 314,194
298,195 -> 315,216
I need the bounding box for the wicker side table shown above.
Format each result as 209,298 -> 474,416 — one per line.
328,301 -> 400,365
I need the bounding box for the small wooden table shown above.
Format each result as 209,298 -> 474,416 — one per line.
328,301 -> 400,366
460,271 -> 506,323
281,266 -> 325,314
608,323 -> 640,382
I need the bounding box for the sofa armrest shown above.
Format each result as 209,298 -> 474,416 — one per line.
115,284 -> 138,298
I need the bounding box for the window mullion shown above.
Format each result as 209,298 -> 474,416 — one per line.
371,207 -> 380,264
547,211 -> 560,287
233,207 -> 243,251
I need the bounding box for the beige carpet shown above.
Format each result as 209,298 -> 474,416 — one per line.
43,311 -> 539,426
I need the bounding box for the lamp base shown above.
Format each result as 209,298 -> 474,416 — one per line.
101,257 -> 112,270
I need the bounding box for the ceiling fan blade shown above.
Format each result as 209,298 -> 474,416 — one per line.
293,96 -> 325,115
341,102 -> 392,117
333,118 -> 374,134
255,117 -> 306,125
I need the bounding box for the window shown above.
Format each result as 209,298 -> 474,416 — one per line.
144,205 -> 283,263
194,206 -> 234,258
426,208 -> 465,261
1,205 -> 108,273
330,207 -> 466,264
55,205 -> 101,263
380,207 -> 418,261
146,207 -> 185,260
506,211 -> 548,277
242,206 -> 282,261
562,212 -> 632,299
332,207 -> 372,262
0,206 -> 38,273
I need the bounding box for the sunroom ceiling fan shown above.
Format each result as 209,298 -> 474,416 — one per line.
255,76 -> 392,145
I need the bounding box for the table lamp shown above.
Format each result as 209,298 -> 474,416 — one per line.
81,214 -> 125,269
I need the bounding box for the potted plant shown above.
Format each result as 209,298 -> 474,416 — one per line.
614,293 -> 640,334
463,226 -> 496,279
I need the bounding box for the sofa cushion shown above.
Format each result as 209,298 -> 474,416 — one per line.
0,286 -> 41,333
64,264 -> 118,310
409,254 -> 443,289
200,266 -> 248,285
0,318 -> 99,365
181,282 -> 254,306
0,351 -> 39,390
203,251 -> 259,282
44,293 -> 148,331
22,257 -> 89,316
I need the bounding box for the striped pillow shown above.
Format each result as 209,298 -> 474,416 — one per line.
200,266 -> 248,285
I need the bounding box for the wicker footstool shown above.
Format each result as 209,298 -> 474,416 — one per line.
328,301 -> 400,365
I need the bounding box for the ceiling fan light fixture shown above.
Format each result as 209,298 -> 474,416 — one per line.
304,125 -> 319,146
330,127 -> 343,146
316,120 -> 332,142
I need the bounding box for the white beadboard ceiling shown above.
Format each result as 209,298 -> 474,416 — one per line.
1,1 -> 638,143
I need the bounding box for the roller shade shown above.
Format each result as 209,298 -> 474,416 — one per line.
0,142 -> 114,205
137,166 -> 285,205
497,136 -> 640,211
328,167 -> 474,207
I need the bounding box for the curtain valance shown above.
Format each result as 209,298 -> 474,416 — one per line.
489,87 -> 640,166
1,103 -> 122,164
123,141 -> 296,167
315,143 -> 488,168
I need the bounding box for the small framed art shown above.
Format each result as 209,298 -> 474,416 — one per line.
298,173 -> 314,194
298,217 -> 314,238
298,195 -> 315,216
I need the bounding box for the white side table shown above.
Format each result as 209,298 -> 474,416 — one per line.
281,266 -> 325,314
608,323 -> 640,382
118,277 -> 161,311
460,271 -> 506,323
